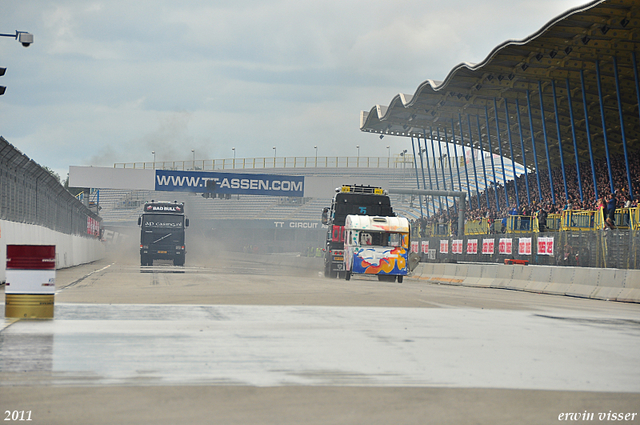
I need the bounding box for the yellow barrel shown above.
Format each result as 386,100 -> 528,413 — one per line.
5,294 -> 55,319
5,245 -> 56,319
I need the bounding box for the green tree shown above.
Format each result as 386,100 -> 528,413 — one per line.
42,166 -> 60,183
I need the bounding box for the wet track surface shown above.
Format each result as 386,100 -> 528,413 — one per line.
1,257 -> 639,424
1,302 -> 640,391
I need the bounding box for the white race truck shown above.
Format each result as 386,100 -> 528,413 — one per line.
343,215 -> 410,283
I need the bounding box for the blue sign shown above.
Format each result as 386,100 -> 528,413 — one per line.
155,170 -> 304,197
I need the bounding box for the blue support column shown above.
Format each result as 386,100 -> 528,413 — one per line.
443,127 -> 457,212
595,60 -> 615,194
526,90 -> 543,202
458,115 -> 472,208
430,127 -> 444,212
450,119 -> 464,196
410,137 -> 424,219
475,115 -> 491,209
632,52 -> 640,200
438,127 -> 451,212
418,137 -> 435,217
613,56 -> 634,200
417,136 -> 431,216
515,98 -> 532,206
484,105 -> 500,210
551,80 -> 569,202
422,130 -> 436,213
580,69 -> 599,201
537,81 -> 556,205
436,128 -> 448,192
565,78 -> 583,202
465,114 -> 482,208
492,98 -> 509,206
504,99 -> 520,210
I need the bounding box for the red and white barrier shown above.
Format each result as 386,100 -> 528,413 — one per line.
5,245 -> 56,319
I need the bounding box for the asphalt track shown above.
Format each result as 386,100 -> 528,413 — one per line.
1,254 -> 639,424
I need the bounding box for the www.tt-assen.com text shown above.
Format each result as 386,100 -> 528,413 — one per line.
156,174 -> 303,193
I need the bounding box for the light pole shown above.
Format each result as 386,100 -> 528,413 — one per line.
191,149 -> 195,170
314,145 -> 318,167
272,146 -> 276,167
232,147 -> 236,168
152,151 -> 156,169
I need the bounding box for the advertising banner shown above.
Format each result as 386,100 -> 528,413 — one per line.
519,237 -> 532,255
421,240 -> 429,254
499,238 -> 512,255
482,238 -> 494,255
155,170 -> 304,197
452,239 -> 463,254
466,239 -> 478,254
411,241 -> 419,253
538,236 -> 555,256
439,240 -> 449,254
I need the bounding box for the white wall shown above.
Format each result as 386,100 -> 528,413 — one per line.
0,220 -> 105,283
69,166 -> 155,190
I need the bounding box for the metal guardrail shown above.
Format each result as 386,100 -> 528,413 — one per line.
465,219 -> 490,235
415,208 -> 638,238
0,137 -> 101,237
114,156 -> 418,170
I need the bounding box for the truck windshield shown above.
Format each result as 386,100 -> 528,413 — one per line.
141,214 -> 184,245
357,232 -> 408,248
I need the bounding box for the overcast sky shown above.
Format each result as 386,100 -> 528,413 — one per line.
1,0 -> 592,179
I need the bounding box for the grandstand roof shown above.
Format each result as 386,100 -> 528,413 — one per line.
360,0 -> 639,170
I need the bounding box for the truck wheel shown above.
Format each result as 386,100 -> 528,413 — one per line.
345,271 -> 351,281
397,276 -> 403,283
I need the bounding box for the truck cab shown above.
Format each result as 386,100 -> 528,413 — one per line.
322,185 -> 394,278
343,215 -> 410,282
138,201 -> 189,266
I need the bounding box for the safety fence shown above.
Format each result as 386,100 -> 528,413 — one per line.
412,207 -> 639,238
0,137 -> 101,237
410,230 -> 640,269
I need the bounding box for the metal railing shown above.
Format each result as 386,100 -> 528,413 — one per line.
561,210 -> 598,231
465,219 -> 490,235
114,156 -> 418,170
414,208 -> 639,238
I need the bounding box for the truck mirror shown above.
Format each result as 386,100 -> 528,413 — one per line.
138,216 -> 141,226
185,218 -> 190,227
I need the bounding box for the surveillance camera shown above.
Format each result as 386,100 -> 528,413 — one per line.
18,32 -> 33,47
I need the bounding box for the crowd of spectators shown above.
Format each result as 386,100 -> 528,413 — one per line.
410,149 -> 640,234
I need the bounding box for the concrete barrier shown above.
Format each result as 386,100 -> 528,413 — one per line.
0,220 -> 105,284
411,262 -> 640,303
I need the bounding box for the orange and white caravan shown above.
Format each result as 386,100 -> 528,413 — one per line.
343,215 -> 410,282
